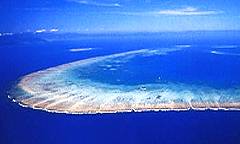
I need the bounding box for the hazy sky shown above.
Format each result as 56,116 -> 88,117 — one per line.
1,0 -> 240,33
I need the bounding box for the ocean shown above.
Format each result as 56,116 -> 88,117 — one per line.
1,31 -> 240,144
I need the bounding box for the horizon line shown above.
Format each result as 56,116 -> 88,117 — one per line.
1,29 -> 240,35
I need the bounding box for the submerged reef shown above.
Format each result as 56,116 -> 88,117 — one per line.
10,49 -> 240,114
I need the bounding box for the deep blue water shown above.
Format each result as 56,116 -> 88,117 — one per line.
1,32 -> 240,144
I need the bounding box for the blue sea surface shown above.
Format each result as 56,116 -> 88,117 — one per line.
1,31 -> 240,144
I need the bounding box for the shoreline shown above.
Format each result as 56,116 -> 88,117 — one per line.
9,98 -> 240,115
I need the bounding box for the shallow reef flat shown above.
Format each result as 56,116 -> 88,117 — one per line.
10,49 -> 240,114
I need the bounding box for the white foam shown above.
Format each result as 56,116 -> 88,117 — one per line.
69,48 -> 94,52
50,28 -> 59,32
35,29 -> 47,33
210,50 -> 225,55
175,45 -> 192,48
1,32 -> 14,36
109,68 -> 117,71
210,50 -> 240,56
213,45 -> 238,49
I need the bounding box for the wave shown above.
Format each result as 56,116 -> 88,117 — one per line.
212,45 -> 238,49
69,48 -> 94,52
210,50 -> 240,56
175,45 -> 192,48
9,49 -> 240,114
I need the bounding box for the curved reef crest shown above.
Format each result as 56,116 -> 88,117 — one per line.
10,49 -> 240,114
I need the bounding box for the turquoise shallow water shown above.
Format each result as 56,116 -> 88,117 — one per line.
71,47 -> 240,88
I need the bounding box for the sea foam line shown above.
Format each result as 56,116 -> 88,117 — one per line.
69,48 -> 94,52
210,50 -> 240,56
212,45 -> 238,49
